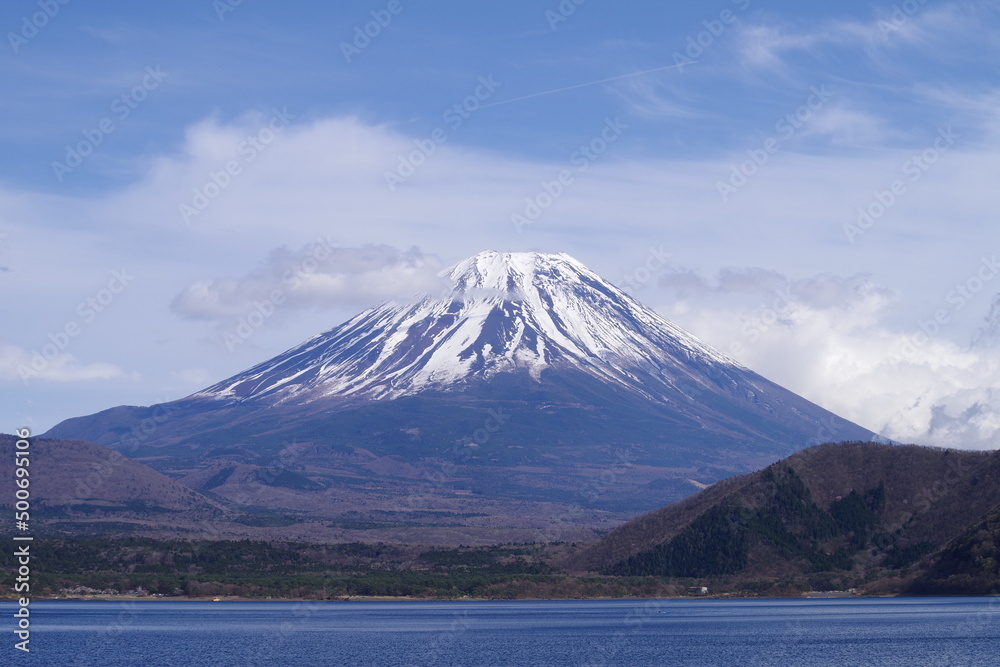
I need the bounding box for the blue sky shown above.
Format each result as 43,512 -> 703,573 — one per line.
3,0 -> 1000,449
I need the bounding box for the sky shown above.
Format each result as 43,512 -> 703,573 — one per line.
2,0 -> 1000,450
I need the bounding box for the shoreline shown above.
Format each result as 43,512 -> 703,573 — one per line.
0,592 -> 890,603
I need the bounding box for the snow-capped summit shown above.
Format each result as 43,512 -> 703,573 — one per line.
193,250 -> 741,405
446,250 -> 589,294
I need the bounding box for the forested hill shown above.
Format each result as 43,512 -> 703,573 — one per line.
565,442 -> 1000,594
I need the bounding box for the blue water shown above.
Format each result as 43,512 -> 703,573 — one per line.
3,597 -> 999,666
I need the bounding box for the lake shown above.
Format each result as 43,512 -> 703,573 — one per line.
4,597 -> 999,666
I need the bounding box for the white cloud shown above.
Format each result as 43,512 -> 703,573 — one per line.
0,340 -> 127,383
797,105 -> 898,146
734,23 -> 827,70
730,4 -> 1000,80
645,268 -> 1000,450
171,243 -> 447,323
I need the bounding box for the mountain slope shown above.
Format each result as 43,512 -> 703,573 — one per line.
0,434 -> 225,534
45,251 -> 879,536
565,442 -> 1000,593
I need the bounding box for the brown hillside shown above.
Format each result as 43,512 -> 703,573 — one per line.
783,443 -> 1000,547
0,434 -> 224,517
566,442 -> 1000,576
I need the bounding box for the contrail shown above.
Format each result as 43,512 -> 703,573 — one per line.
478,61 -> 699,110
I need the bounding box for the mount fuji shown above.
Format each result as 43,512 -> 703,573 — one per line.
194,251 -> 745,405
45,251 -> 880,541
